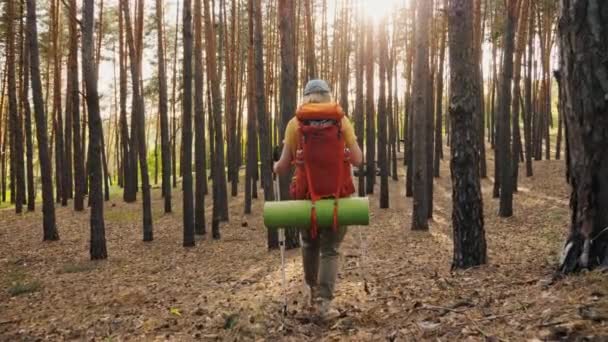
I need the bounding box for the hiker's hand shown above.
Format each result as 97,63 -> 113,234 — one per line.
273,162 -> 279,174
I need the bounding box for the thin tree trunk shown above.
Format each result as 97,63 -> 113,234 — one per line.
194,0 -> 206,235
65,0 -> 85,211
365,19 -> 375,195
156,0 -> 172,213
434,4 -> 447,178
82,0 -> 108,260
0,62 -> 7,204
303,0 -> 316,79
27,0 -> 59,241
7,0 -> 26,213
21,13 -> 35,211
378,18 -> 389,209
523,2 -> 534,176
511,0 -> 529,192
355,12 -> 365,196
474,0 -> 487,179
118,5 -> 133,202
181,0 -> 196,246
204,0 -> 229,234
121,0 -> 154,241
171,0 -> 180,189
497,0 -> 518,217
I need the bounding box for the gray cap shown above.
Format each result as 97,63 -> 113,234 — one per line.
303,79 -> 331,96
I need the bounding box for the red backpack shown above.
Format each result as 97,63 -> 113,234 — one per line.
290,103 -> 356,238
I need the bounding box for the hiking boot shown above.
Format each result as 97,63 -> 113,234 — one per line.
316,298 -> 340,321
309,286 -> 319,306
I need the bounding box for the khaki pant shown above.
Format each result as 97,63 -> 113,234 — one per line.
300,226 -> 347,301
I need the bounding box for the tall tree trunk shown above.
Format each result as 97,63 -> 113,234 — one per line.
511,0 -> 529,192
365,19 -> 375,195
355,13 -> 365,196
121,0 -> 154,242
21,13 -> 35,212
118,6 -> 133,202
278,0 -> 300,249
27,0 -> 59,241
66,0 -> 84,211
181,0 -> 196,246
411,0 -> 431,230
448,0 -> 487,269
557,0 -> 608,273
474,0 -> 487,178
404,0 -> 416,196
204,0 -> 229,233
378,18 -> 389,209
303,0 -> 316,79
388,23 -> 398,182
226,0 -> 238,197
193,0 -> 207,236
52,0 -> 67,206
250,0 -> 277,248
1,62 -> 7,204
244,33 -> 256,215
82,0 -> 108,260
7,0 -> 26,214
155,0 -> 172,213
434,4 -> 447,178
171,0 -> 180,189
523,2 -> 534,177
497,0 -> 518,217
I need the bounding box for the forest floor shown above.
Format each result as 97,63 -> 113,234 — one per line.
1,151 -> 608,341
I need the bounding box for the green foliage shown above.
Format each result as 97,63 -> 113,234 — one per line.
8,281 -> 41,296
60,261 -> 98,274
223,314 -> 239,330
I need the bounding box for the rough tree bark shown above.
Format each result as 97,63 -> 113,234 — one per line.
21,12 -> 35,212
378,18 -> 389,209
155,0 -> 172,213
303,0 -> 317,80
278,0 -> 301,249
523,3 -> 534,177
27,0 -> 59,241
557,0 -> 608,273
182,0 -> 195,246
193,0 -> 207,235
118,6 -> 133,202
204,0 -> 229,234
121,0 -> 154,241
434,4 -> 447,178
250,0 -> 277,248
82,0 -> 107,260
511,0 -> 529,192
365,18 -> 375,195
448,0 -> 487,269
355,13 -> 365,196
497,0 -> 518,217
7,0 -> 26,214
411,0 -> 431,230
66,0 -> 85,211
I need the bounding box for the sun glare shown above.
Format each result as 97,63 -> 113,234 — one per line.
359,0 -> 405,22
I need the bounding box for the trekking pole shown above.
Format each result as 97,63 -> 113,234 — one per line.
273,146 -> 288,317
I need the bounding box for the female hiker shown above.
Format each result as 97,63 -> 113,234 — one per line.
273,79 -> 363,319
